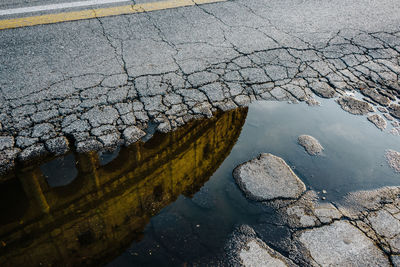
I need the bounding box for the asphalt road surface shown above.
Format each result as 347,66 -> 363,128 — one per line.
0,0 -> 400,172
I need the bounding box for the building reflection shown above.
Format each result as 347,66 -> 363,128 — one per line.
0,108 -> 248,266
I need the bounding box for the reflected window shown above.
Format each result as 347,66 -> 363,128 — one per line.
98,146 -> 120,166
40,153 -> 78,187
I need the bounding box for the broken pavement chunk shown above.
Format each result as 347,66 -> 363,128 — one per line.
233,153 -> 306,201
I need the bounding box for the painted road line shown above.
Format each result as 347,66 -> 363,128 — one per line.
0,0 -> 132,16
0,0 -> 225,30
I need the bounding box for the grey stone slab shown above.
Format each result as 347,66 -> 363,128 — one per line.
336,96 -> 375,115
367,114 -> 387,131
45,137 -> 69,156
297,135 -> 324,156
123,126 -> 146,145
81,106 -> 119,127
0,136 -> 14,151
298,221 -> 389,267
233,153 -> 306,201
385,149 -> 400,173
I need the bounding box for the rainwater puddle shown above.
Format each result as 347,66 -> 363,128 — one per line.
1,98 -> 400,266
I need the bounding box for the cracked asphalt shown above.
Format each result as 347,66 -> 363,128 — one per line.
1,0 -> 400,174
226,185 -> 400,266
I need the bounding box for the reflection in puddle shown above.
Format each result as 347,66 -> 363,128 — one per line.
41,153 -> 78,187
0,108 -> 248,266
98,146 -> 121,166
3,98 -> 400,266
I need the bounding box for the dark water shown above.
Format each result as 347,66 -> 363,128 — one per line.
110,98 -> 400,266
1,98 -> 400,266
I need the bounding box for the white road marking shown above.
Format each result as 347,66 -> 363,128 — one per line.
0,0 -> 133,16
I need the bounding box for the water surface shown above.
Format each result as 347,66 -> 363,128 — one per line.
1,99 -> 400,266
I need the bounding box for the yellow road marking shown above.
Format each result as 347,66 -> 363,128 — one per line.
0,0 -> 225,30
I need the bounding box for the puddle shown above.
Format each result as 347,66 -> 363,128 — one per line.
0,108 -> 246,266
1,98 -> 400,266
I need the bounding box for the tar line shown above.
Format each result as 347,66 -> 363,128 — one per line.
0,0 -> 132,16
0,0 -> 225,30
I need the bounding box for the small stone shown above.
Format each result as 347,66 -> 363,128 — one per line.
0,148 -> 19,174
239,240 -> 289,267
225,225 -> 296,267
383,113 -> 394,121
199,83 -> 225,102
306,98 -> 321,106
81,106 -> 119,127
310,81 -> 336,99
385,149 -> 400,173
391,128 -> 400,136
123,126 -> 146,145
360,87 -> 391,106
215,100 -> 237,111
233,153 -> 306,201
45,137 -> 69,156
389,104 -> 400,119
234,95 -> 251,106
163,94 -> 182,106
31,109 -> 59,123
62,119 -> 90,134
115,102 -> 132,115
15,136 -> 38,149
76,139 -> 102,153
377,107 -> 388,113
367,114 -> 387,131
192,102 -> 213,118
98,133 -> 120,148
188,71 -> 219,87
157,121 -> 171,133
0,136 -> 14,150
121,112 -> 136,125
91,125 -> 117,136
322,190 -> 327,194
314,203 -> 341,224
336,96 -> 374,115
32,123 -> 56,140
270,87 -> 287,100
19,144 -> 47,161
298,135 -> 324,156
286,204 -> 318,227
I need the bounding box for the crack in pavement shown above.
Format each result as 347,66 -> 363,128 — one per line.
0,0 -> 400,176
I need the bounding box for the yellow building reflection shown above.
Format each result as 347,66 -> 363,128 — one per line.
0,108 -> 247,266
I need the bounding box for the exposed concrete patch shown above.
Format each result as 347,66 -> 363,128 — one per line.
239,240 -> 290,267
297,135 -> 324,156
123,126 -> 146,145
298,221 -> 390,266
336,96 -> 375,115
224,225 -> 297,267
367,114 -> 387,131
385,149 -> 400,173
231,151 -> 400,266
361,87 -> 391,106
0,136 -> 14,151
233,153 -> 306,201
